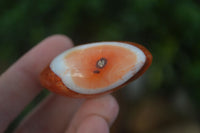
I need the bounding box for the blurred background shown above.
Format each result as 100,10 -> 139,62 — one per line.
1,0 -> 200,132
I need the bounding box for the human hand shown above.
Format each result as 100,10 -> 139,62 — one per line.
0,35 -> 119,133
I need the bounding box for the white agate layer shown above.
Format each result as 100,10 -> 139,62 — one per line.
50,42 -> 146,94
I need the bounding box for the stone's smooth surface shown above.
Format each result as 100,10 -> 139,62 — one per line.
50,42 -> 145,94
40,41 -> 152,98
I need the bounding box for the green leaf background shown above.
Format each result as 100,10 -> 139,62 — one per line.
1,0 -> 200,132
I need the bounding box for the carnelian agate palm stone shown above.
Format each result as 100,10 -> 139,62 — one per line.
40,42 -> 152,98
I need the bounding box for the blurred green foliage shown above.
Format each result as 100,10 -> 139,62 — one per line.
1,0 -> 200,132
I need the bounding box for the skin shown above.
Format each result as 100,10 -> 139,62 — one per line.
0,35 -> 119,133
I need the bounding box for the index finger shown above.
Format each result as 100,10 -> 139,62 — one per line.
0,35 -> 73,132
